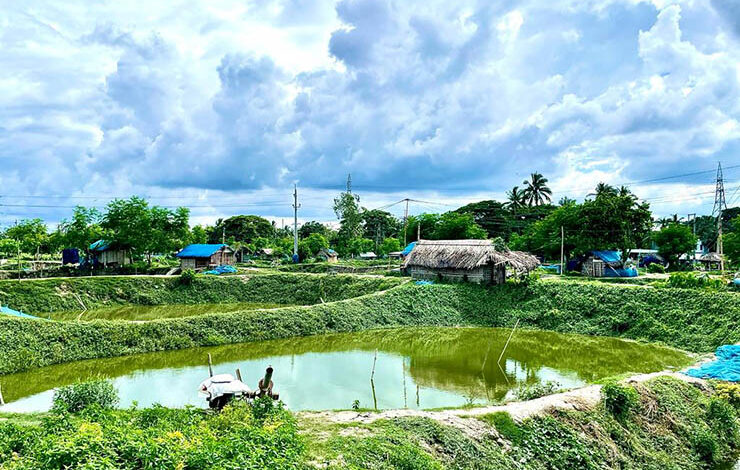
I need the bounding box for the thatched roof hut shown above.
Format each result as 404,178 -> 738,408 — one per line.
402,240 -> 539,284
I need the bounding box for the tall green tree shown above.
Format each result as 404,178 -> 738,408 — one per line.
333,190 -> 363,256
506,186 -> 527,214
58,207 -> 105,252
4,219 -> 48,254
456,200 -> 513,239
433,212 -> 487,240
362,210 -> 401,242
522,173 -> 552,206
298,221 -> 331,240
404,213 -> 441,243
209,215 -> 275,245
298,233 -> 329,260
653,224 -> 697,269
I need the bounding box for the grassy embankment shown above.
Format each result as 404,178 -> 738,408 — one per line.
0,276 -> 738,375
1,377 -> 738,469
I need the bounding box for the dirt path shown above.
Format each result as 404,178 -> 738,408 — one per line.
300,371 -> 706,438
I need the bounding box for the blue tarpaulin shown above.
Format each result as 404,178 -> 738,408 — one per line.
415,280 -> 433,285
203,265 -> 237,275
401,242 -> 417,257
592,250 -> 622,264
685,345 -> 740,382
62,248 -> 80,265
540,264 -> 562,274
1,306 -> 39,320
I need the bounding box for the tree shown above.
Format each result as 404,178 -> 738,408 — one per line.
722,216 -> 740,268
298,221 -> 330,240
362,210 -> 401,242
58,206 -> 105,252
298,233 -> 329,260
433,212 -> 487,240
404,213 -> 441,243
654,224 -> 697,269
190,225 -> 208,244
333,190 -> 363,256
378,237 -> 401,256
506,186 -> 527,214
4,219 -> 48,255
210,215 -> 275,245
102,197 -> 152,258
522,173 -> 552,206
588,183 -> 617,199
347,237 -> 374,256
456,200 -> 513,240
0,239 -> 19,258
148,206 -> 190,259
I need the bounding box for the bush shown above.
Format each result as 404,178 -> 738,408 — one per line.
514,381 -> 560,401
714,382 -> 740,409
667,272 -> 726,290
480,412 -> 524,444
602,383 -> 639,419
52,379 -> 119,413
179,269 -> 196,286
647,263 -> 666,274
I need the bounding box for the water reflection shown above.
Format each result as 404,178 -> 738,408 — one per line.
0,327 -> 692,412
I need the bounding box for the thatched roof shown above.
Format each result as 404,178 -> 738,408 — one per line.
402,240 -> 540,272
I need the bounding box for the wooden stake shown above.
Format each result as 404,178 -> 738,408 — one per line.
416,384 -> 419,407
235,368 -> 242,382
497,319 -> 520,365
370,349 -> 378,381
208,354 -> 213,377
402,361 -> 407,409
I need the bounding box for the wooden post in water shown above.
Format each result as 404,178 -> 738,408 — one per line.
370,349 -> 378,381
208,354 -> 214,377
497,319 -> 520,365
402,361 -> 407,408
235,369 -> 243,382
416,384 -> 419,407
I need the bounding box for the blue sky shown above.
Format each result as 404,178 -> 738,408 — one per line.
1,0 -> 739,227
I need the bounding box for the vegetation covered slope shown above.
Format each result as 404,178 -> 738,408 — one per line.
0,278 -> 738,375
0,273 -> 404,314
302,377 -> 739,469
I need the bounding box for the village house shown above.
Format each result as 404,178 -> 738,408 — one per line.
89,240 -> 130,267
176,244 -> 235,270
318,248 -> 338,263
401,239 -> 539,284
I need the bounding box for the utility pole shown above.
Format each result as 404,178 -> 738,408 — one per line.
688,213 -> 697,262
417,221 -> 421,242
560,226 -> 564,275
293,184 -> 300,260
712,162 -> 727,272
221,227 -> 225,244
403,199 -> 410,247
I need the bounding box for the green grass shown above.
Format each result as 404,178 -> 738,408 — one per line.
47,302 -> 291,321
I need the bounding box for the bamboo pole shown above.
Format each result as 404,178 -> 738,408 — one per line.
370,349 -> 378,381
235,368 -> 242,382
208,354 -> 213,377
497,319 -> 520,365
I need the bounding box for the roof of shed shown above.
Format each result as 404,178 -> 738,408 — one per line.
176,244 -> 231,258
401,239 -> 539,272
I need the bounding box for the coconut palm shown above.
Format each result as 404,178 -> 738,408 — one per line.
588,182 -> 618,199
506,186 -> 527,214
522,173 -> 552,206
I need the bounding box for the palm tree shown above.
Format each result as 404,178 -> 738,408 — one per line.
588,182 -> 617,199
506,186 -> 527,214
522,173 -> 552,206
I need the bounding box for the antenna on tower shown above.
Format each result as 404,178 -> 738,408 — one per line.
712,162 -> 727,272
346,174 -> 352,194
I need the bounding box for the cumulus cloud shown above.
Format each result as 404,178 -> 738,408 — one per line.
0,0 -> 739,225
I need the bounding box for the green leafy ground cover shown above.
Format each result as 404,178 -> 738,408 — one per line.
0,273 -> 403,314
301,377 -> 739,469
0,277 -> 738,375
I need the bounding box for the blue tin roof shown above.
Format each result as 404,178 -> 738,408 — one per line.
176,244 -> 229,258
401,242 -> 417,256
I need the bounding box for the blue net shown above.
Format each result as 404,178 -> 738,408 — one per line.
203,265 -> 238,275
685,345 -> 740,382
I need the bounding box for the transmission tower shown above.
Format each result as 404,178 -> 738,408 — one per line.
712,162 -> 727,272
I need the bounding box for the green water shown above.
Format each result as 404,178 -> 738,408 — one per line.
0,327 -> 692,412
46,302 -> 291,321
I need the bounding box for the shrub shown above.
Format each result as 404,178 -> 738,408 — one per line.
647,263 -> 666,274
714,382 -> 740,409
602,383 -> 639,419
514,381 -> 560,401
480,412 -> 524,444
691,427 -> 718,464
179,269 -> 196,285
52,379 -> 119,413
667,272 -> 726,290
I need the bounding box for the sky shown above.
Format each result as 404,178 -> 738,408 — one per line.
1,0 -> 739,228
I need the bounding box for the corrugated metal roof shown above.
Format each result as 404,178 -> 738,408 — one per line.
89,239 -> 111,252
176,244 -> 230,258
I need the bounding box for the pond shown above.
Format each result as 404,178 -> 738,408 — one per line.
0,327 -> 692,412
44,302 -> 292,322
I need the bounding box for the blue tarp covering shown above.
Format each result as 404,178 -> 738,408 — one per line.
540,264 -> 562,274
592,250 -> 622,264
685,345 -> 740,382
401,242 -> 417,257
89,240 -> 111,252
176,244 -> 228,258
0,306 -> 39,319
62,248 -> 80,265
203,265 -> 237,275
415,280 -> 433,285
